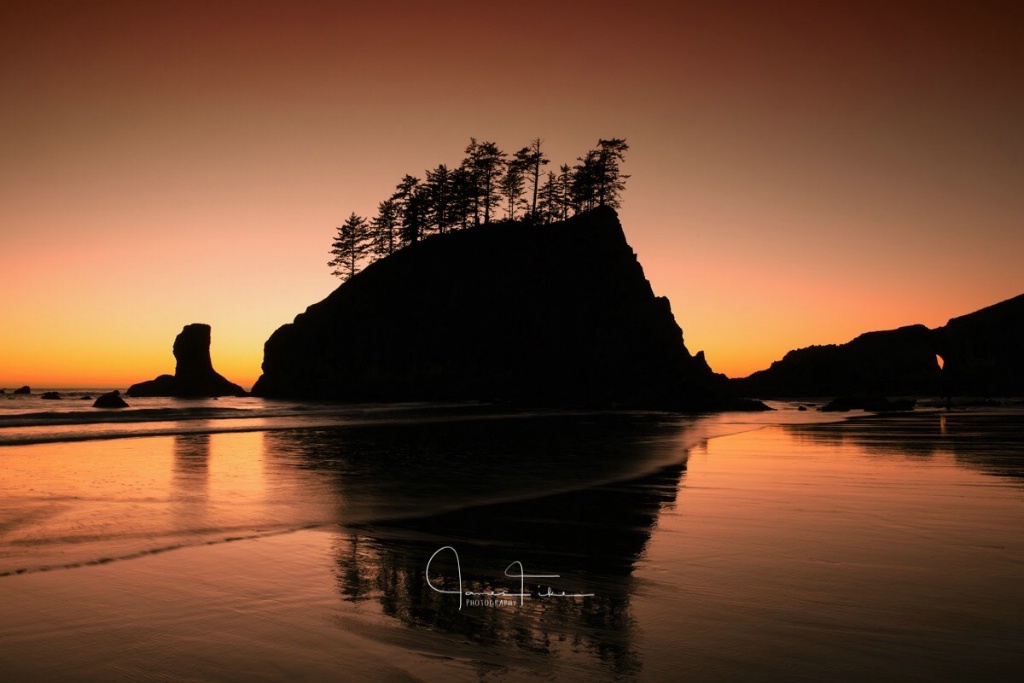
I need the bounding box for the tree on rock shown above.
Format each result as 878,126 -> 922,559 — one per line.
571,150 -> 600,212
329,213 -> 371,280
328,136 -> 630,276
465,139 -> 506,225
516,138 -> 549,221
371,199 -> 400,258
570,138 -> 629,212
595,138 -> 629,208
392,175 -> 428,246
500,155 -> 528,221
537,170 -> 560,224
555,164 -> 573,221
425,164 -> 453,234
450,165 -> 477,230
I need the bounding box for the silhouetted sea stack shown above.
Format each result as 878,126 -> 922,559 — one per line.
14,386 -> 30,395
93,390 -> 129,408
127,324 -> 247,398
254,207 -> 749,410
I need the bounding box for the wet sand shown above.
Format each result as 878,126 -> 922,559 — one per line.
1,408 -> 1023,680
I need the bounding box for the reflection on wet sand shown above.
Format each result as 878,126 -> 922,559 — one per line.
331,463 -> 687,677
260,412 -> 692,523
171,433 -> 210,524
260,413 -> 695,677
785,410 -> 1024,480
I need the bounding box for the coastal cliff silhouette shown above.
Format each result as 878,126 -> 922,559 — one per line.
733,292 -> 1024,399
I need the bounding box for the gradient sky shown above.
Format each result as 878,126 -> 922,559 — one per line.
2,0 -> 1022,388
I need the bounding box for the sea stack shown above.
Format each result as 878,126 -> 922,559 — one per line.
127,324 -> 247,398
93,390 -> 129,408
253,207 -> 734,409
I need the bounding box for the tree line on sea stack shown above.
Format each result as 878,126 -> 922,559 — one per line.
329,137 -> 629,280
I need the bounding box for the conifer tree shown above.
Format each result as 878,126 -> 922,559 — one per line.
329,212 -> 371,280
500,156 -> 528,221
556,164 -> 573,221
391,175 -> 425,245
466,140 -> 505,224
371,199 -> 400,258
425,164 -> 453,234
515,138 -> 549,221
537,170 -> 560,224
595,138 -> 629,208
461,139 -> 482,227
571,150 -> 600,212
450,165 -> 477,230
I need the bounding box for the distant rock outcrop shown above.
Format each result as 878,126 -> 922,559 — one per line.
127,324 -> 247,398
93,390 -> 129,408
733,292 -> 1024,398
40,391 -> 62,400
936,293 -> 1024,396
253,207 -> 743,410
734,325 -> 941,397
13,386 -> 30,395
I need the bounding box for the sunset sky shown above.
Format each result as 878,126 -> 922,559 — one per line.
2,0 -> 1022,388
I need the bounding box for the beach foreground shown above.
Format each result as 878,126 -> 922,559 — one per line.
1,402 -> 1022,681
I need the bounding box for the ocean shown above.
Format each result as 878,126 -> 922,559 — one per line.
1,392 -> 1022,680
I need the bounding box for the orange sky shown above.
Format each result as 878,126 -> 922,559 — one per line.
2,0 -> 1022,388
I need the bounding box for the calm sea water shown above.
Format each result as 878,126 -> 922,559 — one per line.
1,394 -> 1022,681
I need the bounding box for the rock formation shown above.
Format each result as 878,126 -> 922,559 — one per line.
13,386 -> 30,395
936,293 -> 1024,396
93,390 -> 129,408
254,207 -> 744,410
733,292 -> 1024,398
127,324 -> 247,397
40,391 -> 62,400
734,325 -> 941,397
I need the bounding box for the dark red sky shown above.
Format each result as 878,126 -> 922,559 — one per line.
2,1 -> 1022,385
